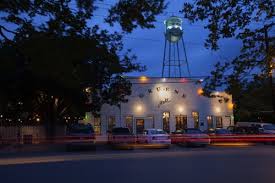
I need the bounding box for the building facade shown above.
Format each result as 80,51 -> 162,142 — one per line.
82,77 -> 234,135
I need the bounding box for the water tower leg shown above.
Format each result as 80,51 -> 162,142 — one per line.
162,39 -> 167,78
182,37 -> 191,77
168,41 -> 171,77
176,42 -> 181,77
173,43 -> 177,77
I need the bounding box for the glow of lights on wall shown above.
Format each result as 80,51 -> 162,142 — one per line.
215,107 -> 221,113
178,106 -> 184,113
139,76 -> 148,82
180,78 -> 188,83
228,103 -> 234,110
197,88 -> 203,95
135,104 -> 143,112
158,89 -> 170,99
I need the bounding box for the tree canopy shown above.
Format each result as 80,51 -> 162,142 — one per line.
182,0 -> 275,121
0,0 -> 167,131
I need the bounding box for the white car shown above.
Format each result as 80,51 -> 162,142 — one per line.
137,129 -> 171,146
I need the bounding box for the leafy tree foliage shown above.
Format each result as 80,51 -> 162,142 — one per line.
182,0 -> 275,120
0,0 -> 166,135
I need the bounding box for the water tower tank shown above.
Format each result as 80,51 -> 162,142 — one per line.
164,16 -> 183,42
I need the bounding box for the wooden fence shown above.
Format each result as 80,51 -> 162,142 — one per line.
0,126 -> 66,144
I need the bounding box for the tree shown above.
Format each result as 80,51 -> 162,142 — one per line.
182,0 -> 275,120
0,0 -> 166,136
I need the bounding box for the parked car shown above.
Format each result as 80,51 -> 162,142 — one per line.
171,129 -> 185,144
227,125 -> 272,143
227,126 -> 261,135
205,128 -> 234,143
205,128 -> 232,135
66,123 -> 96,151
136,129 -> 171,147
255,124 -> 275,144
234,122 -> 275,135
172,128 -> 210,147
108,127 -> 135,149
258,124 -> 275,134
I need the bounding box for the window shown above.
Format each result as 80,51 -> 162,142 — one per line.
207,116 -> 214,129
108,116 -> 116,130
175,115 -> 187,130
163,112 -> 170,133
125,116 -> 133,133
94,117 -> 101,135
192,112 -> 199,129
216,116 -> 223,128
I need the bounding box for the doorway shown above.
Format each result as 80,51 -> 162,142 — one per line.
192,112 -> 199,129
163,112 -> 170,133
136,119 -> 145,134
175,115 -> 187,130
207,116 -> 214,129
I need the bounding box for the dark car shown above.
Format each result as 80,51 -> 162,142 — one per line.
66,123 -> 96,151
227,126 -> 261,135
205,128 -> 232,135
227,126 -> 263,143
108,127 -> 136,149
205,128 -> 233,143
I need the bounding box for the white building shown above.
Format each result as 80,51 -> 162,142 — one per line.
83,77 -> 234,135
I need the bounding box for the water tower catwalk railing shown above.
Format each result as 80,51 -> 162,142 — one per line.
162,16 -> 191,78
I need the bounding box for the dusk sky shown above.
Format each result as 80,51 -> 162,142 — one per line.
92,0 -> 242,78
1,0 -> 243,78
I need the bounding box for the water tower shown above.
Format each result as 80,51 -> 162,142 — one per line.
162,16 -> 190,77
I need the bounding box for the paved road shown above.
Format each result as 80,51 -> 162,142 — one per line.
1,145 -> 275,183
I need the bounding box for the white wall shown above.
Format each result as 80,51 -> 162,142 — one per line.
86,77 -> 233,134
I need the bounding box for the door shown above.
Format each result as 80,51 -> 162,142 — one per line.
163,112 -> 170,133
94,117 -> 101,135
192,112 -> 199,129
136,119 -> 145,134
175,115 -> 187,130
207,116 -> 214,129
125,116 -> 133,133
216,116 -> 223,128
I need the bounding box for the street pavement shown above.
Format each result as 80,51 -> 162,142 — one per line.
1,145 -> 275,183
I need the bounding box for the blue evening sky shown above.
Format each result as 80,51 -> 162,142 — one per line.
92,0 -> 242,78
1,0 -> 243,78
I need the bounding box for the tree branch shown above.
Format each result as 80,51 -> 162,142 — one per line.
0,25 -> 16,42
